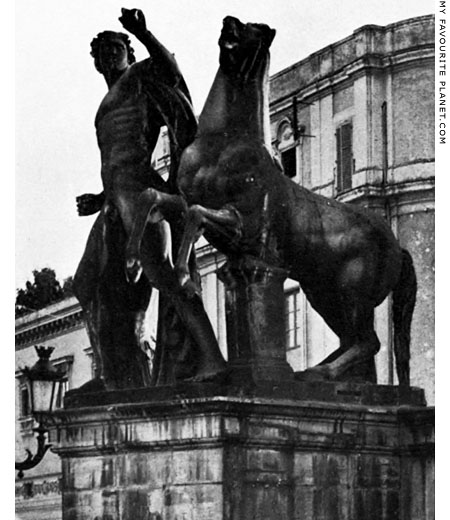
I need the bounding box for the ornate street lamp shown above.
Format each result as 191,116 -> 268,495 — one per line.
15,346 -> 67,479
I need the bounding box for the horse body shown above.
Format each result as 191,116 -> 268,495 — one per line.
282,180 -> 403,325
179,130 -> 403,334
126,16 -> 416,384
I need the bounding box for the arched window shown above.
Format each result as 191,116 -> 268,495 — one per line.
276,119 -> 297,179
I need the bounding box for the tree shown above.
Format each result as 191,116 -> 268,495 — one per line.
62,276 -> 74,298
15,268 -> 65,318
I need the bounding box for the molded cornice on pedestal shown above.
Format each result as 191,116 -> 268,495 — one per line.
52,396 -> 434,456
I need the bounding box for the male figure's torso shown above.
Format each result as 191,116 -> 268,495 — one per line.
95,59 -> 164,196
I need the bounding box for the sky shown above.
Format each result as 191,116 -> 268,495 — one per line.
15,0 -> 435,289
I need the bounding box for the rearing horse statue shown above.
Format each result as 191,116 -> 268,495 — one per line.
127,16 -> 416,385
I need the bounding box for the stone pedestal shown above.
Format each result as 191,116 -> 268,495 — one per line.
55,259 -> 434,520
217,258 -> 294,383
54,386 -> 434,520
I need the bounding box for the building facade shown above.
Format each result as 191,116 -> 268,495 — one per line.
15,299 -> 87,519
15,14 -> 434,518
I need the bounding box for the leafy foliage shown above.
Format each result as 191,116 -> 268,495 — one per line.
15,269 -> 74,318
62,276 -> 74,298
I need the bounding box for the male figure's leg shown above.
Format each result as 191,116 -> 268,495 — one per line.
139,219 -> 227,381
73,207 -> 153,390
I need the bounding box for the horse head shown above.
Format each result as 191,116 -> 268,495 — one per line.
218,16 -> 276,83
174,16 -> 281,270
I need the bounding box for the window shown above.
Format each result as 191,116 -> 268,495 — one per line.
382,102 -> 388,177
285,288 -> 301,350
16,373 -> 34,431
20,385 -> 30,417
16,368 -> 32,420
51,355 -> 73,410
153,126 -> 170,177
336,122 -> 353,192
54,378 -> 69,409
281,148 -> 297,179
84,346 -> 97,380
276,120 -> 297,179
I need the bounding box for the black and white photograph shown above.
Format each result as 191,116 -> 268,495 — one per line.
14,0 -> 440,518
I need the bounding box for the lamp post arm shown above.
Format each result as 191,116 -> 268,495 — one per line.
15,426 -> 51,479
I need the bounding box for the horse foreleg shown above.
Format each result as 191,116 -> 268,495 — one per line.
175,205 -> 242,289
125,188 -> 186,284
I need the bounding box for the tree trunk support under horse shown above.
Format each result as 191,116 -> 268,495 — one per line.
218,257 -> 294,385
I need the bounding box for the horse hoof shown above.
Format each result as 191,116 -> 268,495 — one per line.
125,257 -> 143,284
295,366 -> 331,382
176,267 -> 191,288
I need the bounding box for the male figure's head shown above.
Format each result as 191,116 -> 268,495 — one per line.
90,31 -> 136,83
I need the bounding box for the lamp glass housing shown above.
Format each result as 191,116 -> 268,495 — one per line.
29,378 -> 57,414
24,346 -> 66,418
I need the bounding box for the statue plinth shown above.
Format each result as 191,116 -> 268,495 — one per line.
217,257 -> 294,384
52,393 -> 434,520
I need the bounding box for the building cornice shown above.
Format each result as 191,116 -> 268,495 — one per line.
335,177 -> 435,208
269,14 -> 434,113
270,14 -> 434,82
15,297 -> 84,350
270,49 -> 434,115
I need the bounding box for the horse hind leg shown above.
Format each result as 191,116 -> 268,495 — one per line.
392,249 -> 417,386
326,305 -> 380,381
305,303 -> 380,382
317,338 -> 377,383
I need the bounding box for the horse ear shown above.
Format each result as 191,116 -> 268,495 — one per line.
267,28 -> 276,47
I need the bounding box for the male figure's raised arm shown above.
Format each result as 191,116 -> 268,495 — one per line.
119,8 -> 184,88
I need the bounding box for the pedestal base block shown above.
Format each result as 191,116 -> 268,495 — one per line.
53,394 -> 434,520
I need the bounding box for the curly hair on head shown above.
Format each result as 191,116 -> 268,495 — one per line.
90,31 -> 136,73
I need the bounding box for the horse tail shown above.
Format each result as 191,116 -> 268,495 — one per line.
392,248 -> 417,386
